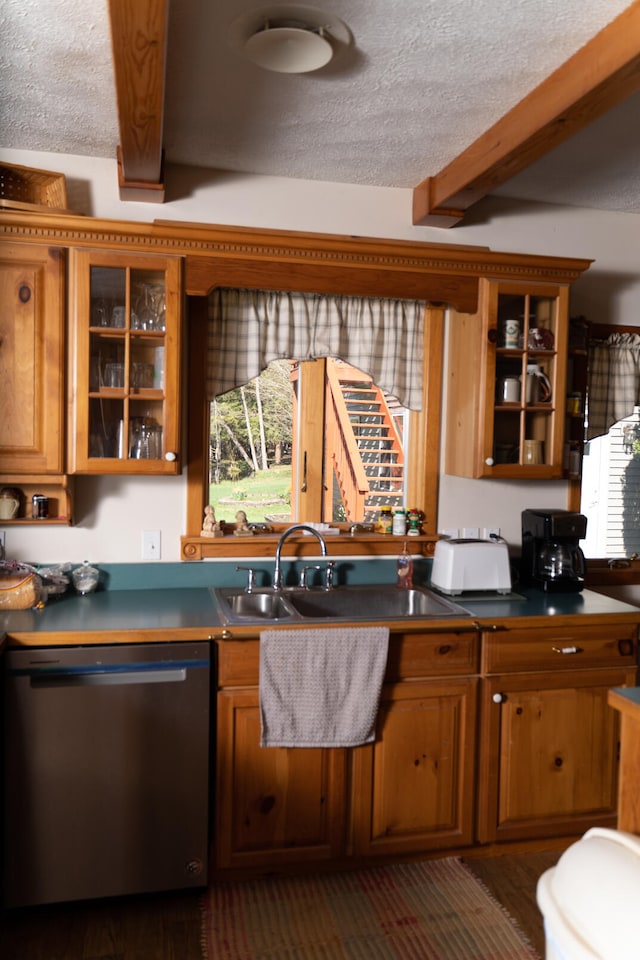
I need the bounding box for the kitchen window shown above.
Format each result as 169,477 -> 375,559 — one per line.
182,292 -> 445,559
208,357 -> 410,526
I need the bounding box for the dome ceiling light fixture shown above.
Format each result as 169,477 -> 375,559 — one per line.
228,6 -> 352,75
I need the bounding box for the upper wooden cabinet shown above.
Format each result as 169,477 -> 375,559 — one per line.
67,248 -> 182,475
445,279 -> 571,479
0,242 -> 65,474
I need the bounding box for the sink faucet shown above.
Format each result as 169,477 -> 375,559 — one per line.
273,524 -> 328,591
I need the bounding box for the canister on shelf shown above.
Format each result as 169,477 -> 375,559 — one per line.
392,508 -> 407,536
566,393 -> 582,415
31,495 -> 49,520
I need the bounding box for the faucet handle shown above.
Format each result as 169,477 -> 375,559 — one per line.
236,565 -> 257,593
324,560 -> 336,590
299,564 -> 322,588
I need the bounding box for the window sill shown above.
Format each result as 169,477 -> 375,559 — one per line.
180,532 -> 438,561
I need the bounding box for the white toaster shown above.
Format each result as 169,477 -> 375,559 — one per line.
430,538 -> 512,595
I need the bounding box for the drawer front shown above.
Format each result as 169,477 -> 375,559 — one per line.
387,630 -> 479,680
218,629 -> 480,687
483,622 -> 638,673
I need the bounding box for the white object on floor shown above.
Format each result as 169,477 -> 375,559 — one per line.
537,827 -> 640,960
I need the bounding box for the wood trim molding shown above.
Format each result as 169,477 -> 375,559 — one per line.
0,212 -> 592,316
413,1 -> 640,226
107,0 -> 168,199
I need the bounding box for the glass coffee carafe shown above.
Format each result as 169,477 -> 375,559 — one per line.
537,540 -> 585,581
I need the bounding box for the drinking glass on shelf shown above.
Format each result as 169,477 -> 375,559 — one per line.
133,283 -> 166,331
103,362 -> 124,388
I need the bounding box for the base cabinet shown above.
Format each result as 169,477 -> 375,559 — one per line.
215,628 -> 479,873
350,677 -> 477,856
477,622 -> 638,844
216,687 -> 347,871
215,618 -> 638,876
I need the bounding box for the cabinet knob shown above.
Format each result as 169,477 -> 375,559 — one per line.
164,451 -> 177,462
485,457 -> 494,466
492,692 -> 505,703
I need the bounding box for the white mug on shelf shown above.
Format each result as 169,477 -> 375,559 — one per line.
500,376 -> 521,403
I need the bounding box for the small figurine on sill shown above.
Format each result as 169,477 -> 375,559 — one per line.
201,504 -> 223,538
233,509 -> 254,536
407,508 -> 423,536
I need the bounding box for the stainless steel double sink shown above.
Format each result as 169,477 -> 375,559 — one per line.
211,584 -> 472,625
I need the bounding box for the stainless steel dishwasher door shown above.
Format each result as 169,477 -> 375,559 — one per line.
2,641 -> 211,907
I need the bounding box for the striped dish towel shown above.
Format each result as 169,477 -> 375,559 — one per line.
259,626 -> 389,748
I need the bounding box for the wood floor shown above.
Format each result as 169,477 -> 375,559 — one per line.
0,851 -> 560,960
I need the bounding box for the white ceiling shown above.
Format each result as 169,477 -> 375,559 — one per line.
2,0 -> 640,215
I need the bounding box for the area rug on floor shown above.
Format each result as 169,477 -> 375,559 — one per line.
200,857 -> 541,959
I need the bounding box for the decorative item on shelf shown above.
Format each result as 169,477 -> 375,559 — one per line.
525,364 -> 552,403
407,508 -> 423,536
499,317 -> 522,349
523,439 -> 544,465
71,561 -> 99,595
248,522 -> 274,534
233,509 -> 254,536
0,487 -> 22,520
201,504 -> 224,538
528,327 -> 555,351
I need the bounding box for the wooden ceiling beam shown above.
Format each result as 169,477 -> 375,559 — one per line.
413,1 -> 640,227
107,0 -> 169,202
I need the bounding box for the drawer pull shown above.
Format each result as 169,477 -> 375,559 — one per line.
552,645 -> 583,655
492,693 -> 505,704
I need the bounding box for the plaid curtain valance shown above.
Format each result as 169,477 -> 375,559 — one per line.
206,288 -> 426,411
588,333 -> 640,440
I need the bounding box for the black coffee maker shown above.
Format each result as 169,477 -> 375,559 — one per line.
521,509 -> 587,592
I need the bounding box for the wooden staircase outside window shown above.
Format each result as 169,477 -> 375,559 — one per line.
324,359 -> 405,523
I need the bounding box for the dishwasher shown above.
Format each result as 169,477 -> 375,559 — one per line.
2,641 -> 211,908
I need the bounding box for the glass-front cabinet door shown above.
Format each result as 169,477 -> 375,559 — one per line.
68,249 -> 182,474
489,282 -> 568,477
445,279 -> 569,479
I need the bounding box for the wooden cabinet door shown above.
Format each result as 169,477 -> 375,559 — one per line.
477,666 -> 637,843
351,677 -> 478,856
0,242 -> 65,473
446,278 -> 569,479
215,688 -> 347,871
68,248 -> 182,474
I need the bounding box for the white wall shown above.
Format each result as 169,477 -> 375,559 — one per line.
2,147 -> 640,562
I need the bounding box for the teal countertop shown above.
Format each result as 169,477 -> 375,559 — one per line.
2,586 -> 640,644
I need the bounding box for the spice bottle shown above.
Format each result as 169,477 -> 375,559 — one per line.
397,541 -> 413,589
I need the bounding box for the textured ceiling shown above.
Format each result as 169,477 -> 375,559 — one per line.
2,0 -> 640,214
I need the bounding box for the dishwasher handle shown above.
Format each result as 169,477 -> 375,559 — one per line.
9,658 -> 209,689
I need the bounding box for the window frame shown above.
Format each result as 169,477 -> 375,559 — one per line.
181,295 -> 445,560
567,322 -> 640,584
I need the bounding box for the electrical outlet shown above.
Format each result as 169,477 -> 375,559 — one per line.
462,527 -> 480,539
142,530 -> 161,560
439,528 -> 458,539
483,526 -> 501,540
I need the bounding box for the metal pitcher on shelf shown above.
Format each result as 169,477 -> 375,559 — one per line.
525,364 -> 552,403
